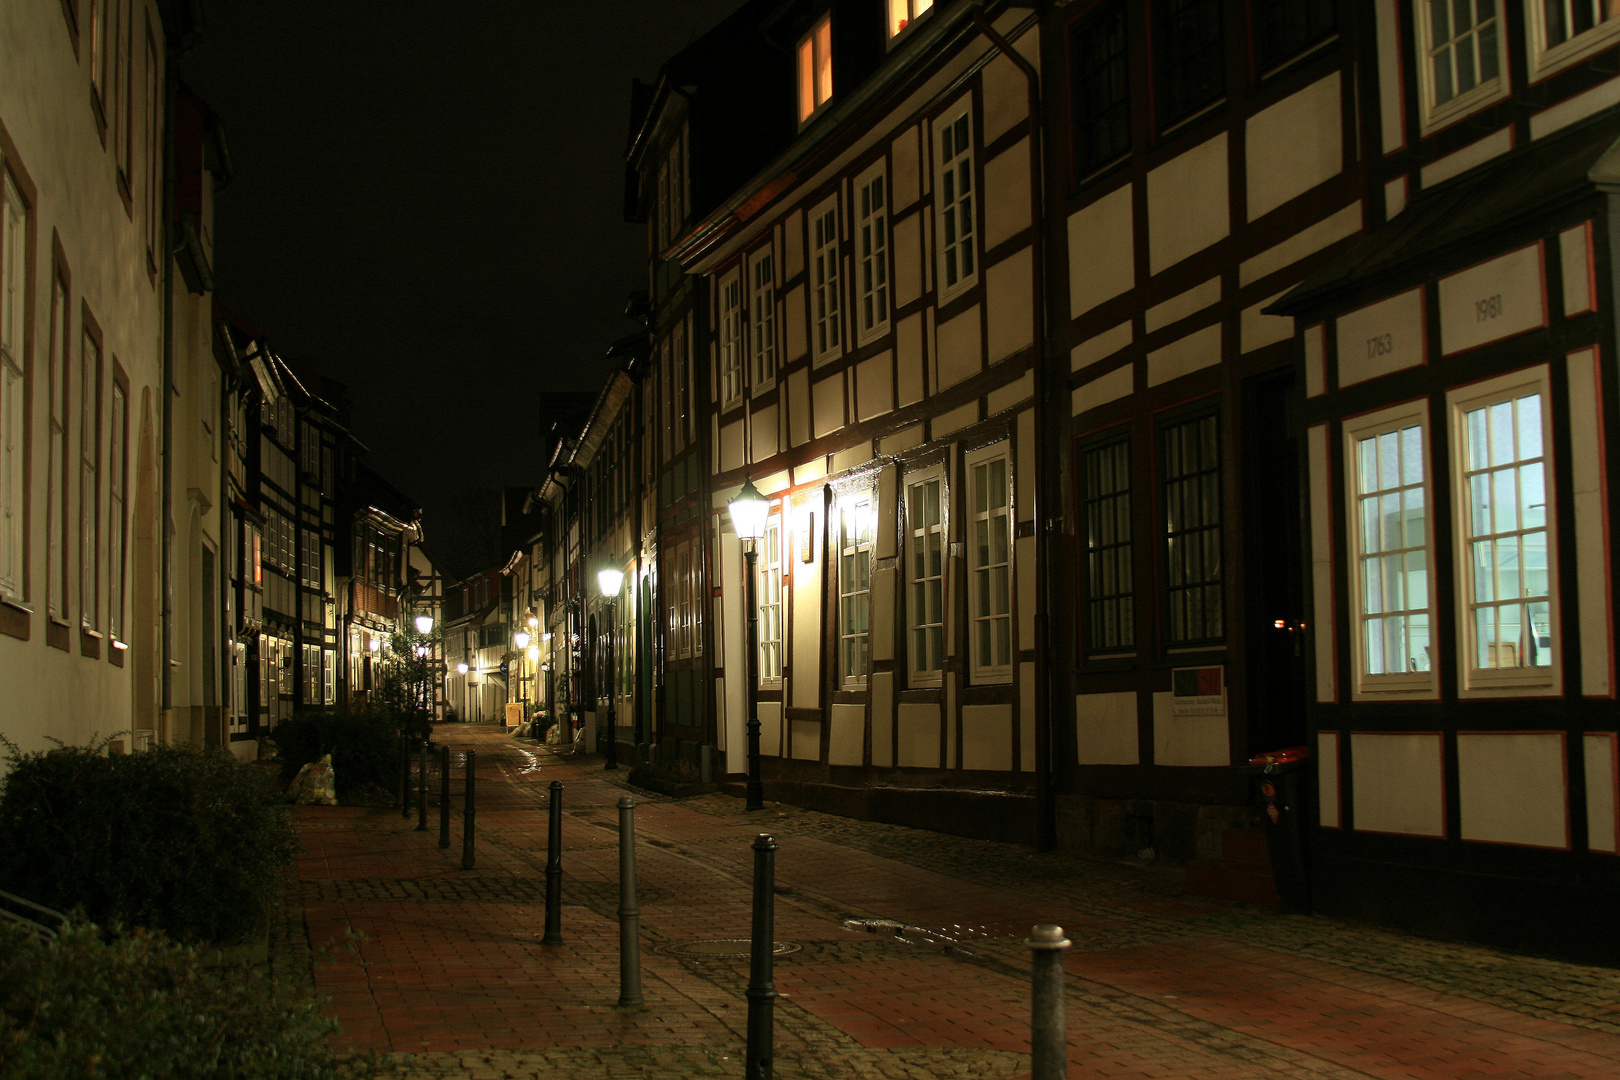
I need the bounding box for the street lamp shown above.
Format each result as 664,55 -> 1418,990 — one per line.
514,629 -> 531,650
597,565 -> 625,770
414,614 -> 434,635
457,662 -> 469,675
727,475 -> 769,811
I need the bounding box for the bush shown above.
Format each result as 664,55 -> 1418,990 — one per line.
272,709 -> 406,801
0,919 -> 374,1080
0,740 -> 296,945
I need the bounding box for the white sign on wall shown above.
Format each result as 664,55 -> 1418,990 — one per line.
1336,287 -> 1425,387
1438,243 -> 1546,356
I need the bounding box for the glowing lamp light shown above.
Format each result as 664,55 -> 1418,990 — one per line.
456,662 -> 469,675
368,637 -> 382,652
597,567 -> 625,598
527,615 -> 539,628
414,614 -> 434,635
727,475 -> 769,543
514,630 -> 531,650
526,645 -> 540,663
414,644 -> 428,658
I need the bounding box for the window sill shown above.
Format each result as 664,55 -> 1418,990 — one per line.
1420,80 -> 1509,138
1529,21 -> 1620,83
1,595 -> 33,615
1257,34 -> 1339,82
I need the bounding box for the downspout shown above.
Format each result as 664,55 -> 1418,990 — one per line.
969,5 -> 1056,850
159,33 -> 180,739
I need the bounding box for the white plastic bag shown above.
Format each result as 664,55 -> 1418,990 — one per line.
289,753 -> 338,805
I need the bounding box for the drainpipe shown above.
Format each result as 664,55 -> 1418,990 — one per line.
969,5 -> 1057,850
159,35 -> 180,740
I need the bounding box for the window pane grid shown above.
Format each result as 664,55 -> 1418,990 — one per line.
1544,0 -> 1617,46
813,207 -> 841,358
759,518 -> 783,682
0,176 -> 25,597
1070,3 -> 1131,177
1162,415 -> 1221,644
1429,0 -> 1500,106
751,254 -> 776,386
1461,392 -> 1552,669
969,458 -> 1011,672
1355,424 -> 1430,676
1255,0 -> 1335,70
857,175 -> 888,334
839,500 -> 872,683
907,478 -> 945,678
720,276 -> 743,404
940,114 -> 975,288
80,333 -> 99,630
1082,439 -> 1133,653
1160,0 -> 1225,125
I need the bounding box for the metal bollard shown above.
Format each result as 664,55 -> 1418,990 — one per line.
438,745 -> 451,849
461,749 -> 476,870
746,833 -> 777,1080
617,796 -> 643,1007
1027,924 -> 1072,1080
399,737 -> 410,817
415,740 -> 429,831
542,780 -> 564,946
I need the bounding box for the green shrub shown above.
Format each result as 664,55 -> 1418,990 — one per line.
272,709 -> 406,801
0,740 -> 296,945
0,919 -> 374,1080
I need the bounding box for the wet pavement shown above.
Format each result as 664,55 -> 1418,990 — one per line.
275,723 -> 1620,1079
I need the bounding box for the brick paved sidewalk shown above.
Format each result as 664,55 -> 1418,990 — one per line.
281,723 -> 1620,1079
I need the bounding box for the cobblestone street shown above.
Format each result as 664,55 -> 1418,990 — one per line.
275,724 -> 1620,1079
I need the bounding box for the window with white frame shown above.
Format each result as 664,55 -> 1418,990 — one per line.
108,381 -> 127,642
811,200 -> 841,362
1450,369 -> 1558,688
1418,0 -> 1507,129
797,13 -> 833,123
967,449 -> 1012,680
0,172 -> 26,602
838,495 -> 872,686
675,543 -> 693,659
856,167 -> 889,339
887,0 -> 934,37
937,109 -> 976,295
323,648 -> 337,705
751,250 -> 776,389
80,327 -> 100,631
906,474 -> 945,684
1528,0 -> 1620,76
759,514 -> 783,684
48,274 -> 67,621
1346,404 -> 1434,693
719,271 -> 744,406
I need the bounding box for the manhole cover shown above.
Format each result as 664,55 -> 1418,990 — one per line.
662,938 -> 801,958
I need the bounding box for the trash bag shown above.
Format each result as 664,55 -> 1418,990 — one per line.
288,753 -> 338,805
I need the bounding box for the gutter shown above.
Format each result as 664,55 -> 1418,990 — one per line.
160,27 -> 180,732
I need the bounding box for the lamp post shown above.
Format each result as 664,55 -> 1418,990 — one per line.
412,615 -> 435,715
597,566 -> 625,770
727,476 -> 769,811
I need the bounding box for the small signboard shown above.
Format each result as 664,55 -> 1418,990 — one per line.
504,703 -> 524,728
1171,665 -> 1225,717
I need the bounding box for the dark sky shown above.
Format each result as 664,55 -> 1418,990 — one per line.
180,0 -> 743,575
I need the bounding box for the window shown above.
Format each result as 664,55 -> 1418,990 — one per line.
906,475 -> 945,683
937,110 -> 976,294
719,271 -> 744,406
797,13 -> 833,123
673,317 -> 691,451
1451,370 -> 1557,689
759,515 -> 783,684
1070,1 -> 1131,178
89,0 -> 109,115
144,22 -> 160,259
0,172 -> 26,602
1081,436 -> 1133,654
79,325 -> 100,631
656,129 -> 686,250
1161,413 -> 1222,645
1529,0 -> 1620,75
108,380 -> 127,642
887,0 -> 933,37
116,0 -> 131,186
856,168 -> 889,339
1419,0 -> 1506,127
1156,0 -> 1225,127
967,450 -> 1012,679
1253,0 -> 1335,71
674,543 -> 693,660
48,274 -> 68,621
838,496 -> 873,686
811,200 -> 842,361
751,250 -> 776,388
1346,406 -> 1433,693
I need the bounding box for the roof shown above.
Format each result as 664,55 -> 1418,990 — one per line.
1270,116 -> 1620,316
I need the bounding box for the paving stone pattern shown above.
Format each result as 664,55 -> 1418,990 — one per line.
280,724 -> 1620,1079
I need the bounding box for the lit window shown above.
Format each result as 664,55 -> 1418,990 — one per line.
856,168 -> 889,339
1161,413 -> 1221,645
811,199 -> 841,361
759,515 -> 783,684
1451,370 -> 1558,688
751,250 -> 777,389
0,172 -> 27,601
1346,405 -> 1433,694
937,110 -> 976,294
1418,0 -> 1506,127
1081,436 -> 1133,654
797,13 -> 833,123
719,271 -> 744,405
906,475 -> 944,684
967,450 -> 1012,680
887,0 -> 933,38
838,496 -> 872,686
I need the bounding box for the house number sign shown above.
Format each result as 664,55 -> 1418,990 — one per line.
1438,243 -> 1545,356
1335,287 -> 1424,388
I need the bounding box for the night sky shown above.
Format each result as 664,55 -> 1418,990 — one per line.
180,0 -> 744,576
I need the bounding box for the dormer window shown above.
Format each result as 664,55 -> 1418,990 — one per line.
888,0 -> 933,38
797,13 -> 833,123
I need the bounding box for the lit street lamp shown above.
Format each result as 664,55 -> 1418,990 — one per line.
415,614 -> 435,635
727,476 -> 769,811
597,565 -> 625,770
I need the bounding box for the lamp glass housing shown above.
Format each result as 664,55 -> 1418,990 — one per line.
513,630 -> 531,650
597,567 -> 625,598
526,646 -> 540,662
414,614 -> 434,635
368,637 -> 382,652
456,662 -> 469,674
728,476 -> 770,542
